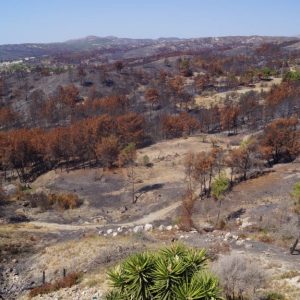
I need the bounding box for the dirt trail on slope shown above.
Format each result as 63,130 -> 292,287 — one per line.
28,200 -> 181,231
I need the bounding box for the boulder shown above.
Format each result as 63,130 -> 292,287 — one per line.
224,232 -> 231,241
236,240 -> 244,246
144,224 -> 153,231
232,235 -> 239,241
166,225 -> 173,231
240,217 -> 253,228
133,225 -> 144,233
107,229 -> 113,235
158,225 -> 165,231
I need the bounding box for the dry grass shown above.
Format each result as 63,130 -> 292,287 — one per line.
29,272 -> 81,298
279,270 -> 300,280
81,271 -> 107,288
26,192 -> 83,211
178,190 -> 196,231
209,241 -> 230,257
194,77 -> 282,108
31,234 -> 151,282
0,224 -> 36,257
48,193 -> 82,210
269,279 -> 300,300
256,232 -> 275,244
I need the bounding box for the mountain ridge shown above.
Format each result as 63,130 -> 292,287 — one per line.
0,35 -> 299,61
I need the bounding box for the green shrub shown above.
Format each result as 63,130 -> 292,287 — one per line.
211,174 -> 229,200
142,155 -> 150,167
283,71 -> 300,82
105,244 -> 222,300
291,182 -> 300,213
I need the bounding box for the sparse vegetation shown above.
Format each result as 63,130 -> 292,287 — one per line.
213,253 -> 266,300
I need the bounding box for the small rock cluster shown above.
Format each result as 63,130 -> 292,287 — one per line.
98,223 -> 179,237
223,232 -> 253,248
0,258 -> 31,299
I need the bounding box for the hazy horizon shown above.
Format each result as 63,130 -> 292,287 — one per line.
1,33 -> 299,46
1,0 -> 300,44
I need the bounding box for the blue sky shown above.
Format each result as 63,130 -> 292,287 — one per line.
1,0 -> 300,44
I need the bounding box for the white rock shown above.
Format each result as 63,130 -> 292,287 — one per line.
179,235 -> 185,239
224,232 -> 231,241
112,232 -> 118,237
158,225 -> 165,231
174,225 -> 179,230
232,235 -> 239,241
117,227 -> 123,233
144,224 -> 153,231
107,229 -> 113,234
236,240 -> 244,246
240,217 -> 253,228
133,225 -> 144,233
166,225 -> 173,231
98,230 -> 104,235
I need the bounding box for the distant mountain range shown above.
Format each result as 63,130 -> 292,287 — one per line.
0,35 -> 299,61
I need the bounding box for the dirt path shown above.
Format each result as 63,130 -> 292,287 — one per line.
28,200 -> 181,231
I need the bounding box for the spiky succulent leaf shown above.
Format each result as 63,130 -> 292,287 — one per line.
159,243 -> 187,259
121,252 -> 154,299
104,289 -> 125,300
151,255 -> 189,299
174,271 -> 223,300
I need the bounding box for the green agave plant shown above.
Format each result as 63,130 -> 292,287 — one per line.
151,255 -> 188,299
107,252 -> 154,300
104,289 -> 124,300
174,271 -> 223,300
105,244 -> 222,300
159,243 -> 188,258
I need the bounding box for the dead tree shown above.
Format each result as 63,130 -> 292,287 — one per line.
125,164 -> 140,204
